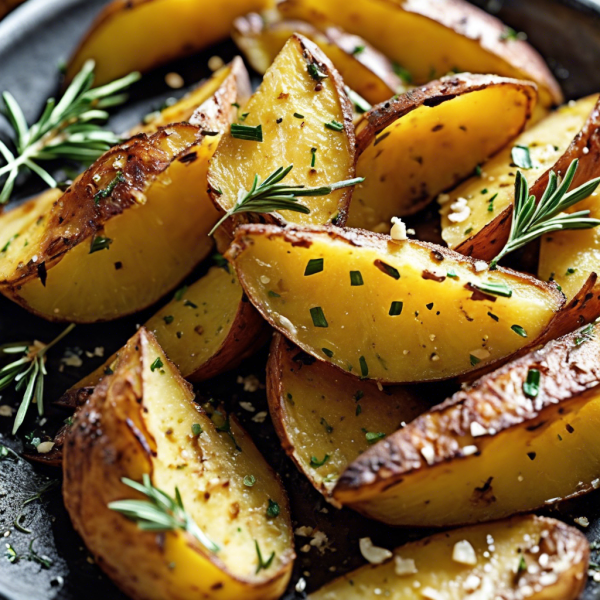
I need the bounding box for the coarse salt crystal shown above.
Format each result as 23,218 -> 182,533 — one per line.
394,555 -> 417,576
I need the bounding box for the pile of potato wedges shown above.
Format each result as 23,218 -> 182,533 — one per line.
5,0 -> 600,598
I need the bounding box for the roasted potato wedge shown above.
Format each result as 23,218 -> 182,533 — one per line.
348,75 -> 536,227
208,34 -> 356,227
228,225 -> 566,384
232,14 -> 404,105
66,0 -> 272,85
441,94 -> 599,259
334,321 -> 600,526
266,333 -> 429,499
309,516 -> 588,600
63,328 -> 294,600
0,123 -> 221,322
278,0 -> 562,109
132,57 -> 252,135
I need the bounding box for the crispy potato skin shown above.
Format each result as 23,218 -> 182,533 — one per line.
266,333 -> 428,500
308,516 -> 588,600
228,224 -> 565,383
349,74 -> 537,223
278,0 -> 562,108
208,34 -> 356,228
63,328 -> 294,600
232,14 -> 404,105
334,322 -> 600,525
449,95 -> 600,261
66,0 -> 272,85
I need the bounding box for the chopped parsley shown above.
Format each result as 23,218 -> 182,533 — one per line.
243,475 -> 256,487
389,301 -> 403,316
350,270 -> 364,286
322,348 -> 334,357
310,454 -> 330,468
364,430 -> 386,445
470,354 -> 481,366
191,423 -> 202,436
305,258 -> 324,276
307,62 -> 328,82
511,324 -> 528,337
163,315 -> 174,325
89,236 -> 112,254
511,145 -> 533,169
150,357 -> 164,372
174,285 -> 188,301
575,323 -> 595,346
487,192 -> 498,213
359,356 -> 369,378
324,120 -> 344,132
523,368 -> 540,398
310,306 -> 328,328
266,499 -> 280,518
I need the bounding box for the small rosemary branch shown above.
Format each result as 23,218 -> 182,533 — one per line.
0,60 -> 140,204
209,164 -> 364,235
0,323 -> 75,435
490,159 -> 600,269
108,474 -> 220,553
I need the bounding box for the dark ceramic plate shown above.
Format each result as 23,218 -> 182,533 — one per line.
1,1 -> 600,599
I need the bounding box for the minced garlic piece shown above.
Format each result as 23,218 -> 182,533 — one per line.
447,197 -> 471,223
390,217 -> 408,241
394,555 -> 417,576
36,441 -> 55,454
452,540 -> 477,565
470,422 -> 487,437
359,538 -> 392,564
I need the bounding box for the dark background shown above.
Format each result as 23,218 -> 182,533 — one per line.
2,0 -> 600,599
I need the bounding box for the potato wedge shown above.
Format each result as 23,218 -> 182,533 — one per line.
208,34 -> 356,227
441,94 -> 599,258
232,14 -> 404,105
308,516 -> 588,600
266,333 -> 428,499
63,328 -> 294,600
347,75 -> 536,227
66,0 -> 272,85
228,225 -> 565,384
333,321 -> 600,526
278,0 -> 562,109
132,57 -> 252,135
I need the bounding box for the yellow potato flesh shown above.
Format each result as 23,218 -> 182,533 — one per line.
3,134 -> 220,322
232,229 -> 561,382
234,20 -> 399,105
140,335 -> 292,586
279,0 -> 559,107
146,266 -> 243,376
349,84 -> 533,228
309,516 -> 586,600
343,387 -> 600,526
441,95 -> 598,250
67,0 -> 271,85
271,338 -> 428,495
209,35 -> 354,226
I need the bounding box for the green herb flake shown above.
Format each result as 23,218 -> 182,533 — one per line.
255,540 -> 275,574
310,306 -> 328,328
293,112 -> 304,119
375,260 -> 400,280
1,233 -> 18,253
191,423 -> 202,436
575,323 -> 595,346
566,267 -> 577,275
511,145 -> 533,169
474,165 -> 482,177
324,120 -> 344,132
470,354 -> 481,366
174,285 -> 188,301
94,171 -> 125,204
243,475 -> 256,487
163,315 -> 174,325
310,147 -> 317,167
365,430 -> 386,445
350,270 -> 364,286
464,227 -> 473,235
231,123 -> 263,142
500,26 -> 520,41
320,417 -> 333,433
150,357 -> 164,372
447,270 -> 458,279
184,299 -> 198,309
310,454 -> 330,468
304,258 -> 324,276
266,499 -> 280,518
359,356 -> 369,378
392,62 -> 412,84
322,348 -> 334,358
488,311 -> 499,322
517,555 -> 527,573
352,45 -> 365,55
353,390 -> 364,402
355,404 -> 362,416
89,236 -> 112,254
487,192 -> 498,213
523,368 -> 540,398
307,62 -> 328,82
474,280 -> 513,298
268,290 -> 281,298
389,301 -> 403,316
511,324 -> 528,338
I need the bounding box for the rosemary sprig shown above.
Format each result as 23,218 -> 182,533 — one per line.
209,164 -> 364,235
0,60 -> 140,204
0,324 -> 75,435
490,159 -> 600,269
108,474 -> 220,553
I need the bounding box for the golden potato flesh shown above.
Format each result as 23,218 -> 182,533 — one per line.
348,75 -> 536,227
232,15 -> 404,105
334,322 -> 600,526
278,0 -> 562,109
208,34 -> 356,227
66,0 -> 272,85
309,516 -> 588,600
267,334 -> 429,498
228,225 -> 564,383
63,328 -> 294,600
0,124 -> 220,322
441,94 -> 599,257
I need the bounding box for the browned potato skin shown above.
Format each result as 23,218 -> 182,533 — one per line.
355,74 -> 537,155
334,320 -> 600,505
457,97 -> 600,261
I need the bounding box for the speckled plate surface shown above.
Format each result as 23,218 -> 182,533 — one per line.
2,1 -> 600,599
